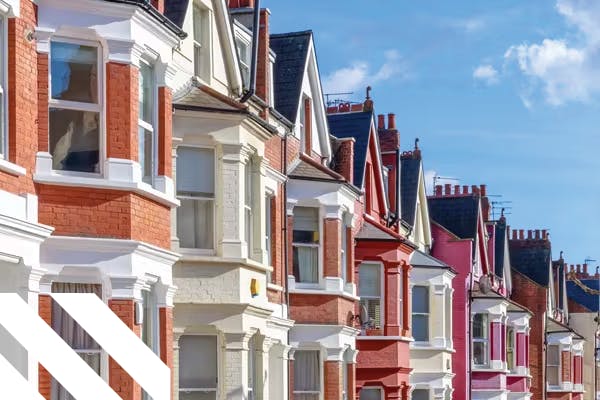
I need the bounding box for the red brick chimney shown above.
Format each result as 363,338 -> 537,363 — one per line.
256,9 -> 271,106
228,0 -> 254,7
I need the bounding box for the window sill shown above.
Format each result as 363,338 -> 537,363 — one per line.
357,335 -> 414,342
267,283 -> 284,292
0,158 -> 26,177
177,251 -> 273,273
471,367 -> 509,373
288,286 -> 359,301
410,342 -> 455,352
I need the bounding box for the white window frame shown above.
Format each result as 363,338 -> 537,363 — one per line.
547,344 -> 561,387
298,94 -> 307,141
178,334 -> 219,398
506,326 -> 515,371
235,35 -> 251,89
359,386 -> 384,400
412,285 -> 430,342
138,59 -> 157,186
292,206 -> 322,287
176,145 -> 216,252
359,262 -> 384,330
472,313 -> 489,367
245,156 -> 254,259
265,194 -> 273,281
293,349 -> 322,400
0,15 -> 7,159
193,4 -> 211,82
341,214 -> 348,284
48,37 -> 104,176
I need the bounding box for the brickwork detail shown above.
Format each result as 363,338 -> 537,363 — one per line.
324,361 -> 342,400
289,294 -> 354,326
106,62 -> 138,161
157,87 -> 172,177
324,218 -> 341,278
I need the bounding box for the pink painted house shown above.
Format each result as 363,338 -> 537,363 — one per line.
429,184 -> 532,400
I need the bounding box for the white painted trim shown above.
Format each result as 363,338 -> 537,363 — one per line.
0,0 -> 18,17
0,158 -> 26,176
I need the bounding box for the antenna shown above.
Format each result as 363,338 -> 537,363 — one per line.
324,92 -> 354,106
432,175 -> 458,189
491,200 -> 513,220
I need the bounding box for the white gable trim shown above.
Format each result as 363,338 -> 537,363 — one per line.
214,0 -> 243,95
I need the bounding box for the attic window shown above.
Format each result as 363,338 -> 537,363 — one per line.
235,37 -> 251,88
193,5 -> 210,81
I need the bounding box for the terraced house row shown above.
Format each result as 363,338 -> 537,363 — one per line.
0,0 -> 598,399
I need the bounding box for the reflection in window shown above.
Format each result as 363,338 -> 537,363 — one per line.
412,286 -> 429,341
293,351 -> 320,400
179,335 -> 218,400
138,62 -> 155,184
547,344 -> 560,386
49,41 -> 100,173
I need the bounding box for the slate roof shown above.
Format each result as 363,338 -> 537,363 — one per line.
327,111 -> 373,188
270,31 -> 312,122
509,242 -> 551,287
567,280 -> 599,312
288,158 -> 340,181
400,157 -> 420,226
164,0 -> 189,28
355,220 -> 397,241
494,219 -> 507,277
428,196 -> 479,240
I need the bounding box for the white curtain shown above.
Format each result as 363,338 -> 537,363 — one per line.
297,247 -> 318,283
294,351 -> 319,400
51,283 -> 102,400
177,198 -> 213,249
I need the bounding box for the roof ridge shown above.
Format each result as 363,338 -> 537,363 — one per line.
270,30 -> 313,38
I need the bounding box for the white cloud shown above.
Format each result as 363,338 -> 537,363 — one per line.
456,17 -> 486,33
322,50 -> 406,94
504,0 -> 600,105
473,64 -> 499,85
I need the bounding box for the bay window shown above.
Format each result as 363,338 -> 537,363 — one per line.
293,350 -> 320,400
360,387 -> 383,400
176,147 -> 215,249
412,286 -> 429,342
359,263 -> 382,329
293,207 -> 320,283
138,61 -> 155,184
179,335 -> 218,400
245,157 -> 254,259
51,283 -> 102,399
547,344 -> 560,386
49,40 -> 101,173
0,15 -> 6,158
472,313 -> 489,367
506,327 -> 514,371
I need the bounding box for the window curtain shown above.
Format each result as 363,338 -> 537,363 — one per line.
297,247 -> 318,283
294,351 -> 319,400
51,283 -> 102,400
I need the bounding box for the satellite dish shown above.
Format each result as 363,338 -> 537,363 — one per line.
359,305 -> 369,326
479,275 -> 492,294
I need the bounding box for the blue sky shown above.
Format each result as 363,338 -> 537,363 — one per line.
263,0 -> 600,267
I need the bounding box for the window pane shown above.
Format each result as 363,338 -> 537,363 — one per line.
51,41 -> 98,103
139,63 -> 153,124
179,336 -> 218,389
177,199 -> 214,249
293,207 -> 319,232
294,351 -> 320,392
360,298 -> 381,329
412,389 -> 429,400
547,366 -> 559,386
359,388 -> 382,400
359,264 -> 381,297
177,147 -> 215,197
412,314 -> 429,341
193,6 -> 203,42
50,109 -> 99,172
293,246 -> 319,283
547,345 -> 559,365
473,342 -> 487,365
473,314 -> 488,339
139,126 -> 153,183
412,286 -> 429,313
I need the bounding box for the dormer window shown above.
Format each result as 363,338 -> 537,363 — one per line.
193,4 -> 210,81
235,37 -> 251,88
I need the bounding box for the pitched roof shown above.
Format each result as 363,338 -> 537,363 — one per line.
164,0 -> 189,28
355,219 -> 398,241
104,0 -> 187,38
567,279 -> 599,312
509,241 -> 551,286
494,218 -> 507,277
270,31 -> 312,122
327,111 -> 373,188
428,196 -> 479,239
400,157 -> 420,226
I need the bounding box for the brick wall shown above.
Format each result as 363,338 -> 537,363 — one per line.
333,139 -> 354,183
106,62 -> 138,161
561,350 -> 571,383
324,361 -> 341,400
39,294 -> 52,400
324,218 -> 341,278
255,9 -> 270,105
37,187 -> 170,249
159,307 -> 173,400
289,294 -> 355,326
157,87 -> 172,177
511,270 -> 547,400
150,0 -> 164,13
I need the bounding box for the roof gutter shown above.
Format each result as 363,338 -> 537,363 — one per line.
240,0 -> 260,103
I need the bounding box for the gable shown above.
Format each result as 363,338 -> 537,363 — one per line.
410,165 -> 432,251
363,133 -> 389,218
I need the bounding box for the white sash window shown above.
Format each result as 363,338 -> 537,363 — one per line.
472,313 -> 489,367
179,335 -> 218,400
359,264 -> 382,329
293,207 -> 320,283
293,351 -> 320,400
138,61 -> 156,185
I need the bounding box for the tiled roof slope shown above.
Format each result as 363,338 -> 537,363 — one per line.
509,240 -> 551,287
400,157 -> 420,226
428,196 -> 479,239
270,31 -> 312,122
327,111 -> 373,188
165,0 -> 189,28
567,279 -> 600,312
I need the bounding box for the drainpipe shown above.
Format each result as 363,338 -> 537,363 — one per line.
240,0 -> 260,103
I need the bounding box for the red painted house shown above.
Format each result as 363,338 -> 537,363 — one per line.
429,185 -> 532,400
327,105 -> 413,399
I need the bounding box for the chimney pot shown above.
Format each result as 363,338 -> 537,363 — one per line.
454,185 -> 460,194
577,264 -> 581,273
444,184 -> 451,196
535,229 -> 540,239
519,229 -> 524,240
435,185 -> 442,197
471,185 -> 479,195
584,263 -> 588,275
387,113 -> 396,130
512,230 -> 517,240
462,185 -> 469,194
480,184 -> 487,196
378,114 -> 385,130
542,229 -> 547,239
527,230 -> 533,239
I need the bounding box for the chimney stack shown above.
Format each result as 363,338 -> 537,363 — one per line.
388,113 -> 396,130
527,230 -> 532,239
577,264 -> 581,274
584,263 -> 588,275
480,184 -> 487,197
444,184 -> 451,196
378,114 -> 385,130
471,185 -> 479,195
435,185 -> 442,197
542,229 -> 547,239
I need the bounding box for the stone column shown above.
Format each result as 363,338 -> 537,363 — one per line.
268,343 -> 291,400
431,284 -> 448,348
401,261 -> 412,337
223,331 -> 255,399
172,329 -> 185,400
